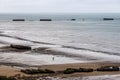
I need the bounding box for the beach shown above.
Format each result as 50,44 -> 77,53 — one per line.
0,45 -> 120,80
0,13 -> 120,79
0,62 -> 120,80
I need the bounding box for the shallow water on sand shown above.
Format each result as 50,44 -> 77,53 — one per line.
0,52 -> 85,66
0,21 -> 120,66
44,74 -> 120,80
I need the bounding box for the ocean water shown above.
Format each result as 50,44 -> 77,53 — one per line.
0,13 -> 120,21
0,13 -> 120,66
45,74 -> 120,80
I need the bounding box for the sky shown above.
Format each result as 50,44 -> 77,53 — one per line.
0,0 -> 120,13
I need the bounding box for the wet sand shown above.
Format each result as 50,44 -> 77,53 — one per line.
40,62 -> 120,77
0,45 -> 120,78
0,65 -> 26,77
0,62 -> 120,77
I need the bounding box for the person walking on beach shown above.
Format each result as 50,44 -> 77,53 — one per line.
52,57 -> 54,61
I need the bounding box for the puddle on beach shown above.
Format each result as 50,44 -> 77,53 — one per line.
0,52 -> 84,66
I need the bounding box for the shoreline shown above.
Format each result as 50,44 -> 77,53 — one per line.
0,62 -> 120,77
0,45 -> 120,79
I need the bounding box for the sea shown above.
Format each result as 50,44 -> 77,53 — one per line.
0,13 -> 120,66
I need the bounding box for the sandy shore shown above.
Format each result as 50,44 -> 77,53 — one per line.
40,62 -> 120,77
0,62 -> 120,77
0,45 -> 120,78
0,65 -> 26,77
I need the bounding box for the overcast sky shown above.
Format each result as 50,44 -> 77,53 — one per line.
0,0 -> 120,13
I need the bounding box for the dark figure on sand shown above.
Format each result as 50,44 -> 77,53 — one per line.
52,57 -> 54,61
